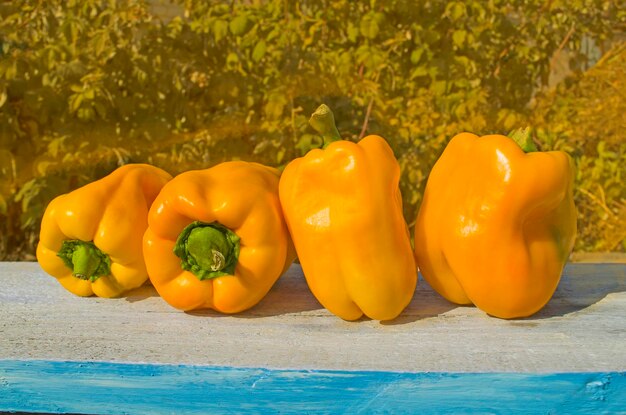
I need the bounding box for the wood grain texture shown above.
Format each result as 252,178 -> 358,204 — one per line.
0,261 -> 625,372
1,360 -> 625,415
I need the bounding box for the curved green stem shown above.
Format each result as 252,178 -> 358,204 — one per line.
57,240 -> 111,282
309,104 -> 342,148
173,221 -> 240,280
509,127 -> 538,153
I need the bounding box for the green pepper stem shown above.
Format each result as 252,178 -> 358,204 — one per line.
173,221 -> 240,281
509,127 -> 538,153
57,240 -> 111,282
309,104 -> 342,148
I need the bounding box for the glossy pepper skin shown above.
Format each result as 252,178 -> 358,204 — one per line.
143,161 -> 295,313
414,131 -> 576,319
279,105 -> 417,321
36,164 -> 172,297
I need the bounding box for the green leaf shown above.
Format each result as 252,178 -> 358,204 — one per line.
229,15 -> 251,36
14,178 -> 40,211
347,22 -> 359,42
410,48 -> 424,64
431,80 -> 447,95
265,92 -> 287,119
77,107 -> 95,121
84,88 -> 95,100
253,139 -> 270,154
296,134 -> 322,154
69,93 -> 83,113
226,52 -> 239,68
92,30 -> 109,57
213,19 -> 228,41
36,160 -> 56,176
48,136 -> 66,158
452,30 -> 466,47
252,40 -> 267,62
276,148 -> 285,163
410,66 -> 428,79
360,12 -> 384,40
446,2 -> 466,21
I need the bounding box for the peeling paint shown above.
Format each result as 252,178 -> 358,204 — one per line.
0,360 -> 624,414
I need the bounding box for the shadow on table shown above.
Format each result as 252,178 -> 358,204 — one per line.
381,275 -> 460,326
186,265 -> 324,318
151,267 -> 461,322
522,263 -> 626,320
187,269 -> 461,322
118,264 -> 620,322
388,262 -> 626,324
125,283 -> 160,303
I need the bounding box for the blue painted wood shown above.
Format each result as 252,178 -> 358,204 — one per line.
1,360 -> 624,414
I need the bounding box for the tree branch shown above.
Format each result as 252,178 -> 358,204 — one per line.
549,24 -> 576,74
358,98 -> 374,140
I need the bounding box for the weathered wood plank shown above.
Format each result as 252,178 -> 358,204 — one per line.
0,261 -> 625,372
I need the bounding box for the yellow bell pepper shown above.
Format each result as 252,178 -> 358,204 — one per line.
143,161 -> 295,313
36,164 -> 172,297
279,104 -> 417,321
414,130 -> 577,318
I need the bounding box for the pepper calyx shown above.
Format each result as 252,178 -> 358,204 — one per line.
309,104 -> 343,148
173,221 -> 240,281
57,240 -> 111,282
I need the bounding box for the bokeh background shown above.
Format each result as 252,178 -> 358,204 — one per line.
0,0 -> 624,260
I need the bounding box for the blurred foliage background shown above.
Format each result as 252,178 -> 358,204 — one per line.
0,0 -> 624,260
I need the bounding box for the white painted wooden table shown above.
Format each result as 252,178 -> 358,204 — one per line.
1,259 -> 625,414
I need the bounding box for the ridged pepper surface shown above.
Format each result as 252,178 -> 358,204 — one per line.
37,164 -> 172,297
143,161 -> 294,313
414,130 -> 577,318
279,105 -> 417,321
